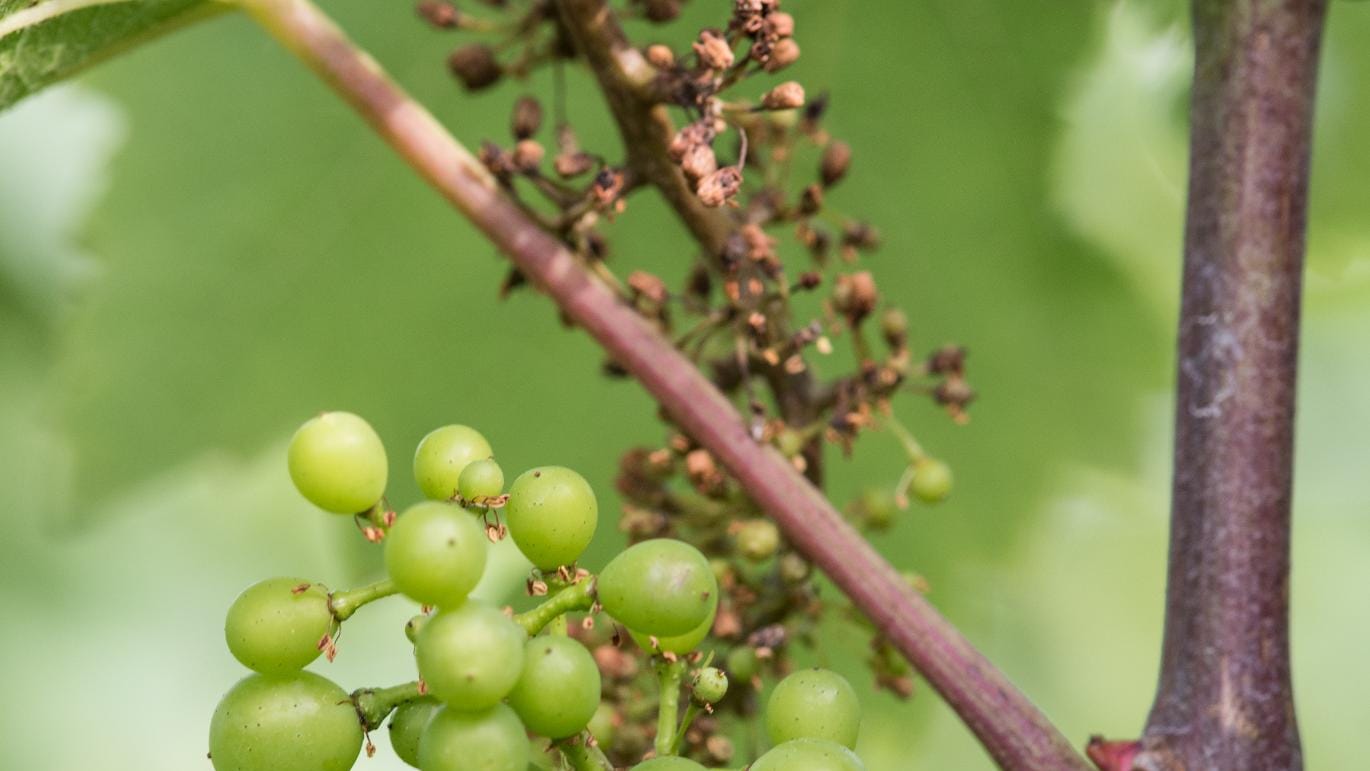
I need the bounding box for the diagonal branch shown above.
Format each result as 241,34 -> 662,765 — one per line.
1136,2 -> 1326,770
239,0 -> 1090,768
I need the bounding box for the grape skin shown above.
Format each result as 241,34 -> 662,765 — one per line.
208,671 -> 362,771
384,500 -> 488,607
413,425 -> 493,501
287,411 -> 388,514
224,577 -> 334,675
388,696 -> 442,768
765,668 -> 862,749
598,539 -> 717,637
417,704 -> 530,771
750,738 -> 866,771
506,636 -> 602,739
503,466 -> 598,570
415,600 -> 527,709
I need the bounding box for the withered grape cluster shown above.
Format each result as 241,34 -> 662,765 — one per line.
208,411 -> 870,770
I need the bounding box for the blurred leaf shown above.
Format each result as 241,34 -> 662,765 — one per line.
0,0 -> 220,111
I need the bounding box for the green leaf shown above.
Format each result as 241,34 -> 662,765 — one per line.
0,0 -> 224,111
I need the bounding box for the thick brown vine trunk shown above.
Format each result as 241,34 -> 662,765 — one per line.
1137,2 -> 1326,769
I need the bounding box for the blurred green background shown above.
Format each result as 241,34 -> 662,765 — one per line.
2,0 -> 1369,768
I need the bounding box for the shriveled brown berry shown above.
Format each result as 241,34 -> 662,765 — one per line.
834,271 -> 879,324
416,0 -> 460,28
763,38 -> 800,72
645,44 -> 676,69
447,44 -> 502,91
511,139 -> 544,172
680,143 -> 718,181
696,166 -> 743,207
694,29 -> 735,70
761,81 -> 806,110
511,96 -> 542,140
555,151 -> 595,178
821,140 -> 852,187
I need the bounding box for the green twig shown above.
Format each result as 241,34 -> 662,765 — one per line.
513,578 -> 596,636
328,578 -> 399,621
653,657 -> 687,757
351,680 -> 423,730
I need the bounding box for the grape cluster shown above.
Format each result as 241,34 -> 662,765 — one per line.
209,411 -> 871,770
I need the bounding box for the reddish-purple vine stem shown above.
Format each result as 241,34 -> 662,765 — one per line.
1136,2 -> 1325,770
241,0 -> 1089,767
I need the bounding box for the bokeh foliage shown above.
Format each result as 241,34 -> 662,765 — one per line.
1,1 -> 1369,769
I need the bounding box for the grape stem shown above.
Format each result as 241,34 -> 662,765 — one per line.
350,680 -> 422,731
652,657 -> 687,757
238,0 -> 1089,767
555,735 -> 614,771
668,701 -> 703,756
328,578 -> 399,621
513,577 -> 596,636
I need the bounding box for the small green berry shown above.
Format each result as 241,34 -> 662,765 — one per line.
458,458 -> 505,501
908,457 -> 953,504
735,519 -> 781,562
691,667 -> 729,704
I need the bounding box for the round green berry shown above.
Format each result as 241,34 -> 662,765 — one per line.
208,671 -> 362,771
765,668 -> 861,749
413,425 -> 494,501
415,601 -> 526,710
224,577 -> 334,675
387,696 -> 441,768
691,667 -> 728,704
506,636 -> 601,738
383,501 -> 487,607
628,586 -> 716,655
587,703 -> 617,746
504,466 -> 598,570
418,704 -> 529,771
725,646 -> 759,682
908,457 -> 952,504
458,458 -> 505,501
750,738 -> 866,771
857,487 -> 897,528
598,538 -> 717,637
631,758 -> 708,771
735,519 -> 781,562
287,411 -> 388,514
404,614 -> 430,644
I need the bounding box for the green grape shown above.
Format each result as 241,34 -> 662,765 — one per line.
418,704 -> 529,771
628,585 -> 716,655
503,466 -> 598,570
908,457 -> 952,504
208,671 -> 362,771
857,487 -> 897,528
725,646 -> 759,682
765,668 -> 861,749
735,519 -> 781,562
599,539 -> 717,637
405,614 -> 430,644
288,411 -> 388,514
690,667 -> 728,704
750,738 -> 866,771
458,458 -> 505,501
224,577 -> 334,675
415,600 -> 526,709
631,758 -> 708,770
414,425 -> 494,501
506,636 -> 601,738
388,697 -> 441,769
586,703 -> 617,746
384,501 -> 488,607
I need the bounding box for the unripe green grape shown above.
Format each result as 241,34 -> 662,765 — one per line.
504,466 -> 598,570
457,458 -> 505,501
405,614 -> 430,644
908,457 -> 952,504
418,704 -> 529,771
598,539 -> 717,637
631,758 -> 708,771
750,738 -> 866,771
628,585 -> 717,655
414,425 -> 494,501
415,601 -> 526,709
765,668 -> 861,749
587,703 -> 617,746
725,646 -> 759,682
690,667 -> 728,704
388,696 -> 441,768
224,577 -> 334,675
735,519 -> 781,562
857,487 -> 897,528
288,411 -> 388,514
208,671 -> 362,771
506,636 -> 601,738
778,553 -> 811,584
384,501 -> 487,607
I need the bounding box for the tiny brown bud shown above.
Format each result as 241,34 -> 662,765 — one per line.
693,29 -> 736,71
511,139 -> 544,172
555,151 -> 595,178
478,141 -> 514,178
696,166 -> 743,207
416,0 -> 460,29
511,96 -> 542,140
642,0 -> 681,22
761,81 -> 806,111
821,140 -> 852,187
447,44 -> 503,91
881,307 -> 909,349
628,271 -> 669,304
834,271 -> 879,324
763,38 -> 800,73
799,183 -> 824,215
798,271 -> 822,290
764,11 -> 795,38
645,44 -> 676,69
680,143 -> 718,182
927,344 -> 967,375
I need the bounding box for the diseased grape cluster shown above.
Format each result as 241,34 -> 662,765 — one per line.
208,411 -> 871,770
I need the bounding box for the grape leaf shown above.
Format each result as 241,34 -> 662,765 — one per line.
0,0 -> 222,111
